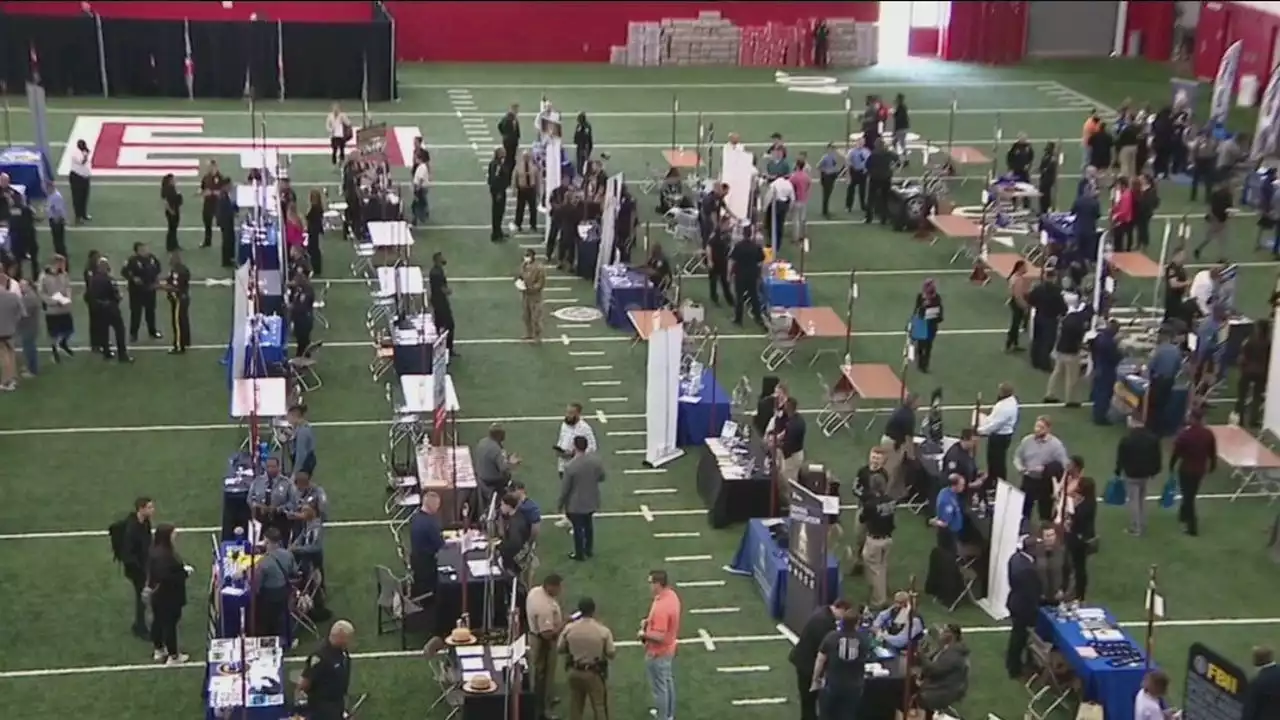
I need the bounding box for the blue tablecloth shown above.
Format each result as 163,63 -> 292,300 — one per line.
0,146 -> 47,200
222,315 -> 288,382
203,637 -> 286,720
1040,212 -> 1073,244
730,519 -> 840,620
213,541 -> 293,647
597,268 -> 659,331
676,369 -> 731,447
762,273 -> 811,308
1036,608 -> 1149,720
238,222 -> 282,270
577,222 -> 601,280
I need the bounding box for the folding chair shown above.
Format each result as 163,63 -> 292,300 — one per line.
289,342 -> 324,394
945,543 -> 982,612
814,372 -> 858,437
1025,633 -> 1078,720
384,486 -> 421,523
423,636 -> 464,720
374,564 -> 425,651
351,242 -> 376,279
367,293 -> 396,327
760,315 -> 799,370
384,382 -> 426,448
313,282 -> 331,329
292,567 -> 324,638
370,345 -> 394,382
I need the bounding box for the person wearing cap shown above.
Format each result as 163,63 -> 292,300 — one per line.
560,596 -> 616,720
475,423 -> 519,516
299,620 -> 354,720
1004,535 -> 1042,679
525,574 -> 564,719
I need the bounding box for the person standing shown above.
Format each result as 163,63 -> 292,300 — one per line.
729,234 -> 765,327
288,403 -> 318,475
109,497 -> 155,639
1014,416 -> 1070,522
764,172 -> 795,252
790,158 -> 812,240
1235,322 -> 1270,427
546,175 -> 571,261
1037,143 -> 1059,215
1134,174 -> 1159,250
487,147 -> 510,243
561,435 -> 605,561
428,252 -> 456,358
305,190 -> 325,275
1162,247 -> 1190,323
519,249 -> 547,342
325,104 -> 351,166
248,456 -> 298,542
1110,177 -> 1135,251
844,139 -> 870,214
865,139 -> 894,225
860,471 -> 896,607
160,251 -> 192,355
46,181 -> 68,258
1027,270 -> 1068,372
1195,180 -> 1232,260
573,112 -> 594,175
812,604 -> 874,718
892,94 -> 911,160
526,574 -> 565,719
559,596 -> 616,720
1007,133 -> 1035,207
773,397 -> 807,485
1045,310 -> 1087,406
0,267 -> 19,391
160,174 -> 183,252
88,258 -> 132,363
122,242 -> 162,343
1064,477 -> 1097,600
817,143 -> 841,218
1005,260 -> 1031,352
298,620 -> 355,720
640,570 -> 681,720
790,599 -> 850,720
199,160 -> 224,248
1243,646 -> 1280,720
68,138 -> 93,224
409,492 -> 445,602
1089,320 -> 1122,425
146,523 -> 191,664
82,249 -> 104,356
912,280 -> 944,373
475,423 -> 516,514
978,383 -> 1020,487
410,154 -> 430,227
1170,410 -> 1216,536
812,20 -> 830,68
1114,415 -> 1163,536
704,215 -> 733,308
289,272 -> 316,357
1145,330 -> 1181,435
1004,536 -> 1041,679
13,268 -> 39,378
217,178 -> 238,268
255,527 -> 298,638
38,255 -> 74,361
497,493 -> 533,572
9,194 -> 39,281
513,150 -> 539,233
498,103 -> 521,176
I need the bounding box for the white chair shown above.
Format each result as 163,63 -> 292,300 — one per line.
760,315 -> 798,370
313,282 -> 331,329
374,564 -> 425,651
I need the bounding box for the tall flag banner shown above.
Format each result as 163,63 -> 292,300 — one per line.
361,53 -> 370,125
1210,40 -> 1243,126
1253,65 -> 1280,161
276,20 -> 285,101
183,19 -> 194,100
28,42 -> 41,85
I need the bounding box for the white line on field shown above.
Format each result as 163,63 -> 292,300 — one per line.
632,488 -> 677,495
607,429 -> 645,436
639,504 -> 655,522
665,555 -> 713,562
679,580 -> 727,588
697,629 -> 717,652
544,286 -> 571,293
589,396 -> 628,403
568,350 -> 605,356
614,448 -> 647,455
403,80 -> 1050,89
623,468 -> 668,475
718,665 -> 770,673
594,409 -> 608,425
652,532 -> 701,538
558,323 -> 592,330
732,698 -> 788,706
690,607 -> 740,615
544,298 -> 577,304
776,623 -> 800,645
582,380 -> 622,387
575,365 -> 614,371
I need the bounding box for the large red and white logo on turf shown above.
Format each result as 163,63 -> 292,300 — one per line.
58,116 -> 423,178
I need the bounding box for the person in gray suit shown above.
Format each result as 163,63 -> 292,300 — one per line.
559,435 -> 605,561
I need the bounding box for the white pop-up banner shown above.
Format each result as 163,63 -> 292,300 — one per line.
975,479 -> 1026,622
644,315 -> 684,468
1264,307 -> 1280,437
230,264 -> 252,383
720,143 -> 757,220
596,173 -> 624,288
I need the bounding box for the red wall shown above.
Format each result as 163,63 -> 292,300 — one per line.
1196,2 -> 1280,86
908,27 -> 941,59
0,1 -> 372,23
941,1 -> 1027,65
1124,0 -> 1175,61
384,1 -> 878,63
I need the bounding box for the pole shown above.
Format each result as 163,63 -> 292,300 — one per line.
0,84 -> 10,148
844,93 -> 853,151
708,338 -> 720,438
670,95 -> 678,158
95,12 -> 110,98
899,576 -> 918,718
990,112 -> 1003,182
1092,229 -> 1109,321
946,92 -> 957,158
1144,565 -> 1159,667
843,270 -> 856,364
1151,222 -> 1172,321
695,112 -> 703,176
899,314 -> 914,403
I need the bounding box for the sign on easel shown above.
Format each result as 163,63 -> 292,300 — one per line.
784,480 -> 827,632
1183,642 -> 1248,720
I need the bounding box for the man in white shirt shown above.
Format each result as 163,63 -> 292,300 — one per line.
1189,267 -> 1217,317
411,161 -> 429,226
554,402 -> 597,476
1134,669 -> 1173,720
765,174 -> 795,252
68,141 -> 93,223
977,382 -> 1020,492
325,103 -> 350,166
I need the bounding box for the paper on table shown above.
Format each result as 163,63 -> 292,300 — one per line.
493,658 -> 511,671
490,645 -> 512,659
1089,629 -> 1126,642
820,496 -> 840,515
453,646 -> 485,657
467,559 -> 496,577
459,657 -> 486,671
1076,646 -> 1099,659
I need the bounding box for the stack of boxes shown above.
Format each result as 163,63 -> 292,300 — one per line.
826,19 -> 878,67
610,14 -> 877,67
659,12 -> 741,66
616,21 -> 662,67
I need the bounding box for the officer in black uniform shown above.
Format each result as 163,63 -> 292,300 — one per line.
487,147 -> 511,242
429,252 -> 457,357
698,181 -> 728,245
290,272 -> 317,357
298,620 -> 354,720
87,258 -> 132,363
122,242 -> 162,343
163,250 -> 192,354
199,160 -> 224,248
497,103 -> 521,175
546,175 -> 570,261
216,178 -> 238,268
730,235 -> 765,327
705,215 -> 733,307
864,139 -> 895,225
1162,247 -> 1190,323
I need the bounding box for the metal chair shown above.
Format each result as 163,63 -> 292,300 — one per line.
814,371 -> 858,437
289,342 -> 324,393
731,376 -> 754,416
1025,633 -> 1078,720
313,282 -> 331,329
374,564 -> 425,651
351,242 -> 376,279
760,314 -> 799,370
945,543 -> 982,612
424,636 -> 464,720
384,382 -> 425,448
291,567 -> 324,638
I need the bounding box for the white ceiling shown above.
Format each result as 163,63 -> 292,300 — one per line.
1231,1 -> 1280,16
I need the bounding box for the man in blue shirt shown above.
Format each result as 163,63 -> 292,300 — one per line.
288,404 -> 318,474
844,141 -> 870,214
46,181 -> 68,258
817,143 -> 841,217
1146,330 -> 1183,435
931,473 -> 966,553
510,480 -> 542,540
409,492 -> 445,601
1089,320 -> 1123,425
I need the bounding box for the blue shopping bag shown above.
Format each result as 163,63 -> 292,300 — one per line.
909,316 -> 930,341
1159,471 -> 1178,509
1104,475 -> 1127,506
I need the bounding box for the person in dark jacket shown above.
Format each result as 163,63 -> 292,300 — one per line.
753,377 -> 784,436
118,497 -> 155,638
1005,536 -> 1042,679
147,523 -> 190,664
1087,122 -> 1114,173
1088,320 -> 1123,425
122,242 -> 162,343
865,139 -> 895,225
1114,416 -> 1163,536
216,178 -> 237,268
1045,310 -> 1087,406
912,279 -> 944,373
1150,106 -> 1175,178
1006,133 -> 1035,209
1070,186 -> 1101,263
789,599 -> 854,720
1134,174 -> 1160,250
1235,320 -> 1270,428
1065,476 -> 1098,600
87,257 -> 132,362
1243,645 -> 1280,720
1037,143 -> 1059,215
918,624 -> 970,718
305,189 -> 324,276
573,112 -> 594,175
1027,271 -> 1067,372
1170,409 -> 1217,536
1195,180 -> 1232,260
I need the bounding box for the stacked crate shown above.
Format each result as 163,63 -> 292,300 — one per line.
659,12 -> 741,66
826,19 -> 877,67
620,21 -> 662,66
609,46 -> 628,65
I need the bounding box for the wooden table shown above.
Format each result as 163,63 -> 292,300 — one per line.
415,445 -> 478,526
628,309 -> 680,343
663,148 -> 699,169
985,254 -> 1039,280
1209,425 -> 1280,501
836,363 -> 906,430
1110,252 -> 1161,278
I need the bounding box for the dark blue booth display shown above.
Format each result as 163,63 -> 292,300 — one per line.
729,519 -> 840,620
597,268 -> 660,331
0,147 -> 48,200
676,368 -> 731,447
1037,607 -> 1149,720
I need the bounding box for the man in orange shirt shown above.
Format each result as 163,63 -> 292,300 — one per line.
639,569 -> 681,720
1081,110 -> 1102,168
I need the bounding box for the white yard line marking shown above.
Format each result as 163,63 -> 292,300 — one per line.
607,429 -> 645,436
718,665 -> 770,673
678,580 -> 727,588
639,504 -> 655,522
732,698 -> 788,706
544,298 -> 578,304
689,607 -> 740,615
561,334 -> 572,346
594,409 -> 608,425
567,350 -> 604,357
403,80 -> 1050,90
614,448 -> 647,455
697,629 -> 718,652
588,396 -> 629,403
583,380 -> 622,387
632,488 -> 678,495
544,286 -> 572,293
653,531 -> 702,538
624,468 -> 667,475
665,555 -> 713,562
558,323 -> 592,330
776,623 -> 800,645
575,365 -> 614,372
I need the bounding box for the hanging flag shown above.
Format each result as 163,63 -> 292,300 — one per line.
243,64 -> 252,99
183,18 -> 194,100
1209,40 -> 1243,126
276,20 -> 285,101
360,52 -> 370,124
28,42 -> 41,84
1253,65 -> 1280,161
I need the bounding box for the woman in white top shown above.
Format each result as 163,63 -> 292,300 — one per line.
325,104 -> 351,166
68,139 -> 92,223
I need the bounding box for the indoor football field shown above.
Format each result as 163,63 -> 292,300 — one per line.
0,59 -> 1278,719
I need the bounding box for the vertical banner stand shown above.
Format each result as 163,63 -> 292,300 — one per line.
843,270 -> 857,364
1144,565 -> 1162,667
643,312 -> 685,468
900,576 -> 918,718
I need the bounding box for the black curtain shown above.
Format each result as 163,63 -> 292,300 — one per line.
188,21 -> 251,99
0,12 -> 103,96
363,15 -> 394,103
245,21 -> 281,101
280,23 -> 364,100
100,18 -> 186,97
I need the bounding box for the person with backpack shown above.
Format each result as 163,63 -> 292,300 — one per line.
110,497 -> 155,639
147,523 -> 191,664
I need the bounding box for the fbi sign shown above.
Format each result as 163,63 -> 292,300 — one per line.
1184,642 -> 1248,720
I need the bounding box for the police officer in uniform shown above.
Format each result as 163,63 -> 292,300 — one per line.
729,235 -> 765,327
487,147 -> 511,243
122,242 -> 162,343
199,160 -> 224,248
698,182 -> 728,246
163,251 -> 192,354
519,249 -> 547,342
428,252 -> 457,357
298,620 -> 354,720
87,258 -> 133,363
704,215 -> 733,307
558,597 -> 616,720
546,175 -> 571,261
216,178 -> 238,268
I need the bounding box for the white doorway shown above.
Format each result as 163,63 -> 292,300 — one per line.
878,1 -> 912,61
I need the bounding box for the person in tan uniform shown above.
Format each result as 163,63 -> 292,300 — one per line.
514,150 -> 539,233
526,574 -> 564,719
558,596 -> 615,720
519,248 -> 547,342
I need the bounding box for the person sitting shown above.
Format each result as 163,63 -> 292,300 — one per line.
917,624 -> 970,719
657,168 -> 689,213
872,591 -> 925,651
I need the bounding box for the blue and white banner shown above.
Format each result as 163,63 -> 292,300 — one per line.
1210,40 -> 1243,125
1254,65 -> 1280,161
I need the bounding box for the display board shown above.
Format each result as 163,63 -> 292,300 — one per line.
643,318 -> 684,468
1183,642 -> 1249,720
596,173 -> 624,287
1265,308 -> 1280,439
432,332 -> 450,441
975,479 -> 1025,622
720,143 -> 757,220
783,480 -> 827,633
356,123 -> 389,164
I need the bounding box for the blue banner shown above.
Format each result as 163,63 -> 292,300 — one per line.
784,481 -> 827,632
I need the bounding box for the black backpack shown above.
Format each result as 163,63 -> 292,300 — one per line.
108,514 -> 130,563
